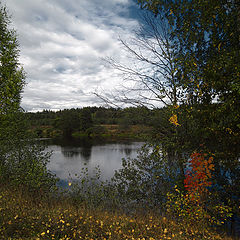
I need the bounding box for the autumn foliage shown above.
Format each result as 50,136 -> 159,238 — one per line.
167,151 -> 232,228
184,152 -> 214,201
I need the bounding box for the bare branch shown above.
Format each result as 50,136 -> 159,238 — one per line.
95,12 -> 182,107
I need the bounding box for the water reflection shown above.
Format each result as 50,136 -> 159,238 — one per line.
45,138 -> 143,181
80,147 -> 92,160
61,146 -> 92,160
123,148 -> 133,156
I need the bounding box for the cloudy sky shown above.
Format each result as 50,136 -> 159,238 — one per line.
4,0 -> 143,112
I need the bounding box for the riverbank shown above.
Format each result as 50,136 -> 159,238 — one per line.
30,124 -> 153,141
0,184 -> 232,240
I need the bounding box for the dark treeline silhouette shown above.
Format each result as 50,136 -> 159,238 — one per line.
25,106 -> 159,139
26,106 -> 152,125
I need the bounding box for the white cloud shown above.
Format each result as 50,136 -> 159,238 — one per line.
3,0 -> 140,111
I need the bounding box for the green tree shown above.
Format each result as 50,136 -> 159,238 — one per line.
137,1 -> 240,149
137,0 -> 240,109
57,109 -> 81,137
137,0 -> 240,211
0,113 -> 57,193
109,1 -> 240,218
79,108 -> 93,132
0,3 -> 57,193
0,4 -> 25,114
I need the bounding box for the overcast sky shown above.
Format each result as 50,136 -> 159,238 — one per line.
4,0 -> 143,112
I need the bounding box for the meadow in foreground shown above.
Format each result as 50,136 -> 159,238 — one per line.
0,184 -> 233,240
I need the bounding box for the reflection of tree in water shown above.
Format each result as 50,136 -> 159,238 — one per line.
117,144 -> 134,156
51,137 -> 93,161
61,146 -> 92,161
124,148 -> 133,156
61,147 -> 81,158
80,147 -> 91,160
118,148 -> 132,156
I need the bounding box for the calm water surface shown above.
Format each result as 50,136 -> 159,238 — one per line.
44,138 -> 143,181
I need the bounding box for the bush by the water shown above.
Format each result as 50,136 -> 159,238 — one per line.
0,113 -> 57,193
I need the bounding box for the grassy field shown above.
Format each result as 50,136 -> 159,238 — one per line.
0,185 -> 233,240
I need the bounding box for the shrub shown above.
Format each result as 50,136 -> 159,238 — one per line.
166,152 -> 232,229
0,113 -> 58,194
112,143 -> 175,211
68,166 -> 119,211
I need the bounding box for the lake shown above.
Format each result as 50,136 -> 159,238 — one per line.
44,138 -> 144,182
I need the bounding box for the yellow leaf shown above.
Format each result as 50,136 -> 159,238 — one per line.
169,114 -> 181,126
218,43 -> 222,51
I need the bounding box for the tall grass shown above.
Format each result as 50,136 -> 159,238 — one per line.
0,184 -> 233,240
